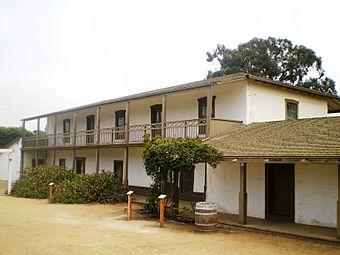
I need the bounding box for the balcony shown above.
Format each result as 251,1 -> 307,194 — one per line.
22,118 -> 241,149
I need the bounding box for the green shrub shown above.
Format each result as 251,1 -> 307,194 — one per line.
11,165 -> 76,199
53,171 -> 127,204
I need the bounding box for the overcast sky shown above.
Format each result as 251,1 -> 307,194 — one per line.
1,0 -> 339,130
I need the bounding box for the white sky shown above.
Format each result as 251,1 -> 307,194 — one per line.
1,0 -> 339,130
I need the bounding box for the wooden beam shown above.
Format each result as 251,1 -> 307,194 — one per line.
123,147 -> 129,186
72,113 -> 77,171
95,107 -> 101,173
162,95 -> 167,137
337,161 -> 340,238
35,118 -> 40,165
239,162 -> 247,225
53,114 -> 57,165
206,85 -> 213,138
20,120 -> 25,176
125,102 -> 130,143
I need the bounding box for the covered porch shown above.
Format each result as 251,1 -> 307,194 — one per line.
206,117 -> 340,239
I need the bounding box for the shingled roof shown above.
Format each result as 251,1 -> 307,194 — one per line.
206,116 -> 340,159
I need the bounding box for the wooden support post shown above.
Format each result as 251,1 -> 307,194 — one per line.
53,114 -> 57,165
206,85 -> 213,138
337,161 -> 340,238
72,113 -> 77,171
239,162 -> 247,225
158,194 -> 167,228
123,147 -> 129,186
35,118 -> 40,165
20,120 -> 26,177
95,106 -> 101,173
204,162 -> 208,200
48,182 -> 54,204
161,95 -> 167,138
125,102 -> 130,143
126,190 -> 134,221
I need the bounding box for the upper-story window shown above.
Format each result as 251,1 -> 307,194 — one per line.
63,119 -> 71,143
115,110 -> 126,140
197,96 -> 216,119
86,115 -> 95,144
286,99 -> 299,120
150,104 -> 162,137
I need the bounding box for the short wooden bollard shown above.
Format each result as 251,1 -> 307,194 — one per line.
126,191 -> 134,221
48,182 -> 54,204
158,194 -> 167,228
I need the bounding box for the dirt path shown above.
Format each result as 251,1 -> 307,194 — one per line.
0,184 -> 339,254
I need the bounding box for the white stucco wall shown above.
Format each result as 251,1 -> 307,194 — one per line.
295,163 -> 337,227
128,147 -> 152,187
0,139 -> 21,181
247,81 -> 328,123
193,163 -> 205,193
207,161 -> 265,218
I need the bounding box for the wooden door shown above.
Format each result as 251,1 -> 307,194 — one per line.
76,158 -> 86,174
115,110 -> 126,140
86,115 -> 95,144
266,164 -> 295,222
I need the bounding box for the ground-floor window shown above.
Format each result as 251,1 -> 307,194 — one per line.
59,158 -> 66,167
76,158 -> 86,174
113,160 -> 123,183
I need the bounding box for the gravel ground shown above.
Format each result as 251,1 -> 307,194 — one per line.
0,181 -> 339,255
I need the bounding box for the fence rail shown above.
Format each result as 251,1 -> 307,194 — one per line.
22,118 -> 241,148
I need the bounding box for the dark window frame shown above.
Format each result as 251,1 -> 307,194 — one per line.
115,110 -> 126,140
59,158 -> 66,167
285,99 -> 299,120
197,96 -> 216,119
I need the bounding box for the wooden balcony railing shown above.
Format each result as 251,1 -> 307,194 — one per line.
22,118 -> 241,149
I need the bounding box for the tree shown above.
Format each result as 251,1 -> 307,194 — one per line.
0,127 -> 34,147
206,37 -> 337,94
142,136 -> 222,214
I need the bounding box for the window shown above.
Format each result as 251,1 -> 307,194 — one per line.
63,119 -> 71,144
197,96 -> 216,135
76,158 -> 86,174
150,104 -> 162,137
115,110 -> 126,140
286,100 -> 298,120
59,158 -> 66,167
86,115 -> 95,143
32,159 -> 44,167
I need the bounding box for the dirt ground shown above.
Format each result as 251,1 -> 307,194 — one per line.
0,182 -> 339,255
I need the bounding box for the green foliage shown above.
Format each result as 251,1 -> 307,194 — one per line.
11,165 -> 127,204
142,136 -> 222,213
53,171 -> 127,204
0,127 -> 34,147
11,165 -> 76,198
207,37 -> 337,94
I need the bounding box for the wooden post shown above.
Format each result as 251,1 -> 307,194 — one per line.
158,194 -> 167,228
123,147 -> 129,186
239,162 -> 247,225
337,161 -> 340,238
48,182 -> 54,204
126,190 -> 134,221
72,112 -> 77,171
125,102 -> 130,143
204,162 -> 208,199
161,95 -> 167,138
35,118 -> 40,165
95,107 -> 101,173
53,114 -> 57,165
20,120 -> 26,177
206,85 -> 213,138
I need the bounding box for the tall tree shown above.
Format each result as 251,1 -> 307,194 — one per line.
207,37 -> 337,94
0,127 -> 33,147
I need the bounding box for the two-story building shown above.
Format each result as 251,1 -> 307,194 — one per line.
21,73 -> 340,233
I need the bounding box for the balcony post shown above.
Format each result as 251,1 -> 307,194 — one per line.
53,114 -> 57,165
72,112 -> 77,171
206,85 -> 213,138
337,161 -> 340,238
125,102 -> 130,143
95,107 -> 101,173
123,147 -> 129,186
239,162 -> 248,225
20,120 -> 26,176
35,118 -> 40,165
162,95 -> 167,138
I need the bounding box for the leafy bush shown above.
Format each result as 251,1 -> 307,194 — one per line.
53,171 -> 127,204
11,165 -> 76,198
12,166 -> 127,204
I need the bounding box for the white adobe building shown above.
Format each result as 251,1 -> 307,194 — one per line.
20,73 -> 340,234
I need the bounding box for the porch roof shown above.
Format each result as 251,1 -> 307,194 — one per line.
206,116 -> 340,160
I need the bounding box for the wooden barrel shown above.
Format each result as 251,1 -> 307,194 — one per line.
195,201 -> 217,232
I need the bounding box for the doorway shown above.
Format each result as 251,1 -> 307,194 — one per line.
113,160 -> 123,184
150,104 -> 162,137
86,115 -> 95,144
265,163 -> 295,222
76,157 -> 86,174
